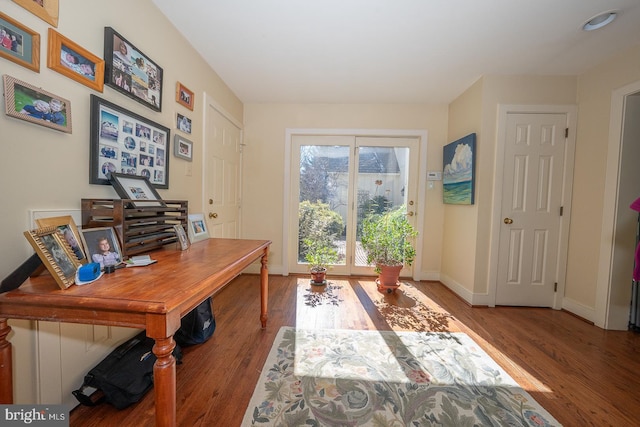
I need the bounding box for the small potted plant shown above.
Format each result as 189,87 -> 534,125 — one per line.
360,205 -> 417,293
303,238 -> 339,285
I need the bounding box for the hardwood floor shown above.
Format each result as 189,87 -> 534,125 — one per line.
70,274 -> 640,426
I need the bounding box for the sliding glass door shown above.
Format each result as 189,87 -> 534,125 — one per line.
290,135 -> 419,276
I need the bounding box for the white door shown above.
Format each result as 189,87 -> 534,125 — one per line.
204,99 -> 242,238
496,113 -> 567,306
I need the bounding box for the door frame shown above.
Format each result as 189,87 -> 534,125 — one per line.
488,105 -> 577,309
283,128 -> 428,279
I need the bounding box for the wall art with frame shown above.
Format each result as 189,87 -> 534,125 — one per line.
177,113 -> 191,134
109,173 -> 165,208
176,82 -> 194,110
47,28 -> 104,92
3,75 -> 72,133
12,0 -> 59,27
443,133 -> 476,205
0,12 -> 40,72
174,134 -> 193,161
187,213 -> 209,243
90,94 -> 170,188
24,226 -> 81,289
103,27 -> 163,112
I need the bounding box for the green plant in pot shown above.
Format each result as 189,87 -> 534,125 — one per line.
360,205 -> 417,293
303,238 -> 339,284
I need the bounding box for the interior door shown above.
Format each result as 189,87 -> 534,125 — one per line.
204,99 -> 242,238
496,113 -> 567,306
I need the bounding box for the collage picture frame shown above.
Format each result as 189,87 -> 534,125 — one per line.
0,11 -> 40,72
24,226 -> 81,290
47,28 -> 104,92
89,94 -> 170,188
3,74 -> 72,133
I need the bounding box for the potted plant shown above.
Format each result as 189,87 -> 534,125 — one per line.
303,238 -> 339,284
360,205 -> 417,293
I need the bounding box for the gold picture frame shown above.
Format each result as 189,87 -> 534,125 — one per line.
35,215 -> 87,263
12,0 -> 59,27
0,11 -> 40,72
176,82 -> 194,111
24,226 -> 81,290
47,29 -> 104,92
3,74 -> 72,133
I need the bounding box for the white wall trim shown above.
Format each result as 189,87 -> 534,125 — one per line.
595,79 -> 640,329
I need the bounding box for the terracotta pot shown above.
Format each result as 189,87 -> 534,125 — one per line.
376,264 -> 403,291
310,268 -> 327,284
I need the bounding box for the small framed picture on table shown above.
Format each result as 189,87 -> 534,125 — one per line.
188,213 -> 209,243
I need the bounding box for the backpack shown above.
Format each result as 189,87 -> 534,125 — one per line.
73,331 -> 182,409
174,297 -> 216,347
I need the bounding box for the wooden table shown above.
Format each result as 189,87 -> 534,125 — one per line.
0,238 -> 271,427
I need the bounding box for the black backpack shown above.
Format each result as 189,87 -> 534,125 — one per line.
174,297 -> 216,347
73,331 -> 182,409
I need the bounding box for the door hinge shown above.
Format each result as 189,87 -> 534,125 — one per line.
554,282 -> 558,292
560,206 -> 564,216
565,128 -> 569,138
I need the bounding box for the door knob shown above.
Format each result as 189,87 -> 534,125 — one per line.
503,217 -> 513,224
407,211 -> 414,216
209,212 -> 218,219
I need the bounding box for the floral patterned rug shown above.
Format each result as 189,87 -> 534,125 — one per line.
243,327 -> 561,426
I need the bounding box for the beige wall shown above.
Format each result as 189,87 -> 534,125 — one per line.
241,104 -> 449,276
0,0 -> 242,402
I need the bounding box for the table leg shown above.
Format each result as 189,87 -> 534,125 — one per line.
0,318 -> 13,404
152,336 -> 176,427
260,248 -> 269,328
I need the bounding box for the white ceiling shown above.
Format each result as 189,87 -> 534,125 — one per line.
152,0 -> 640,104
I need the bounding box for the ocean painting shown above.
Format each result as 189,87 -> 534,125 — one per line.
443,133 -> 476,204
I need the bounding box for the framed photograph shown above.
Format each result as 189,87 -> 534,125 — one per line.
177,113 -> 192,134
109,172 -> 166,208
0,12 -> 40,72
174,224 -> 190,250
47,29 -> 104,92
24,226 -> 81,290
78,227 -> 123,270
443,133 -> 476,205
90,94 -> 170,188
35,215 -> 86,263
3,75 -> 72,133
188,213 -> 209,243
176,82 -> 194,110
12,0 -> 59,27
103,27 -> 163,112
174,134 -> 193,161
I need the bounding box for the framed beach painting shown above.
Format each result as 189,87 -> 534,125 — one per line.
443,133 -> 476,205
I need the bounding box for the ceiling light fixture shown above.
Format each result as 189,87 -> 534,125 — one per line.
582,11 -> 618,31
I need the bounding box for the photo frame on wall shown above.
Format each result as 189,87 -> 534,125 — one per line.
103,27 -> 163,112
47,29 -> 104,92
187,213 -> 209,243
109,173 -> 166,208
177,113 -> 192,134
173,134 -> 193,161
12,0 -> 59,27
24,226 -> 81,290
35,215 -> 86,262
0,12 -> 40,72
443,133 -> 476,205
89,94 -> 170,188
3,75 -> 72,133
176,82 -> 194,110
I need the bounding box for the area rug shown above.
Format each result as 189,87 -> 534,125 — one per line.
242,327 -> 561,426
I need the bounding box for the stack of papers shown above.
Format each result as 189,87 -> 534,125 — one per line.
125,255 -> 157,267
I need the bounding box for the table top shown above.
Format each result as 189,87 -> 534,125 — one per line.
0,238 -> 271,328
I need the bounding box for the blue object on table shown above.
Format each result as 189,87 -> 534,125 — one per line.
78,263 -> 101,282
